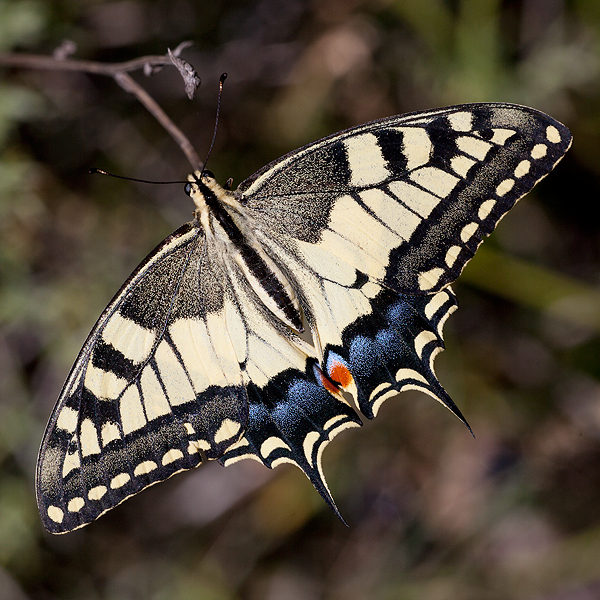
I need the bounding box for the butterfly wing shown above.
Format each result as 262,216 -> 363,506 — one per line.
38,103 -> 571,533
37,221 -> 360,533
233,103 -> 571,420
240,103 -> 571,293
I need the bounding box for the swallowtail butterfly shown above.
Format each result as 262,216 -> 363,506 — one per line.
37,103 -> 571,533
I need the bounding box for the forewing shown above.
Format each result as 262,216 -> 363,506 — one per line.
36,223 -> 251,533
239,103 -> 572,294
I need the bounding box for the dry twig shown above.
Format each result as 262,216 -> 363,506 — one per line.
0,43 -> 202,169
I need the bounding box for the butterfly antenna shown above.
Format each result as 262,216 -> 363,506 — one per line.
200,73 -> 227,177
89,168 -> 187,184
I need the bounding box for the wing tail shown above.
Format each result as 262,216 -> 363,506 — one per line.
220,363 -> 362,522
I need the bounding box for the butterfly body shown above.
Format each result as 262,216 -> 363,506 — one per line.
188,172 -> 305,334
37,103 -> 572,533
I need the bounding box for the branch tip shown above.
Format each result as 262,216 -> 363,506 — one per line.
168,48 -> 201,99
0,45 -> 203,169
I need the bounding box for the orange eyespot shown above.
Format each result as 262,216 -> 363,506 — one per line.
329,361 -> 353,389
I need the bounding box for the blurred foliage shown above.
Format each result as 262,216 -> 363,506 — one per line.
1,0 -> 600,598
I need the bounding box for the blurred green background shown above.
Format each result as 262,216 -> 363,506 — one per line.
1,0 -> 600,598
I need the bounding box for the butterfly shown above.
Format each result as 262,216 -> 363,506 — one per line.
36,103 -> 572,533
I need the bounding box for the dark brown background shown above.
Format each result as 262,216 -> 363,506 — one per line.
1,1 -> 599,598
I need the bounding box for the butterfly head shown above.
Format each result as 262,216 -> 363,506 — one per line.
184,169 -> 233,214
185,169 -> 215,193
